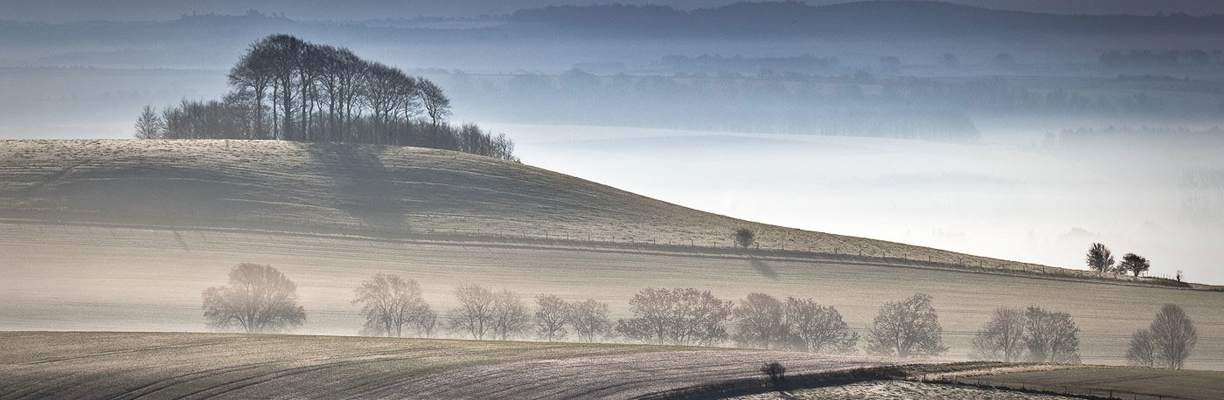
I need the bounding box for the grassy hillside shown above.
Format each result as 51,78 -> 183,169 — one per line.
0,139 -> 1178,284
0,332 -> 881,400
2,139 -> 1222,370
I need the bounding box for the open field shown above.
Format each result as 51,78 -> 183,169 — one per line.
0,332 -> 885,400
959,366 -> 1224,400
3,222 -> 1223,369
1,138 -> 1191,285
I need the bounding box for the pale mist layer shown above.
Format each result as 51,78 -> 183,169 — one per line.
488,123 -> 1224,284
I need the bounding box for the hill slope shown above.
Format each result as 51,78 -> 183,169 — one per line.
2,139 -> 1223,369
0,139 -> 1117,280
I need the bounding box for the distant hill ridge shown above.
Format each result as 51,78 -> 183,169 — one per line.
508,1 -> 1224,38
0,139 -> 1208,289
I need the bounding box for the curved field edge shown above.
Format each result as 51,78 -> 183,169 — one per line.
0,332 -> 882,400
0,139 -> 1195,289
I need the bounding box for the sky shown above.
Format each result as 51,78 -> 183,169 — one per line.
1,0 -> 1222,22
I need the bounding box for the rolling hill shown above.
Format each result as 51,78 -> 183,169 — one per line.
1,139 -> 1222,369
0,139 -> 1172,281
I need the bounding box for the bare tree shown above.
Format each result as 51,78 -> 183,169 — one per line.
418,78 -> 451,126
352,273 -> 427,337
1119,253 -> 1151,277
616,288 -> 733,346
734,228 -> 756,249
1024,306 -> 1081,364
134,105 -> 164,139
1085,243 -> 1115,275
448,284 -> 496,340
534,294 -> 570,342
1126,329 -> 1156,367
784,298 -> 858,354
569,299 -> 613,343
760,362 -> 786,389
491,289 -> 531,341
1149,304 -> 1197,369
971,307 -> 1026,362
202,263 -> 306,333
865,293 -> 947,358
732,293 -> 787,349
416,305 -> 438,338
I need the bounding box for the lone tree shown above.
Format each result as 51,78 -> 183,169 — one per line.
569,299 -> 613,343
732,293 -> 788,349
352,273 -> 429,337
1126,329 -> 1156,367
447,284 -> 496,340
1149,304 -> 1198,369
1085,243 -> 1115,275
134,105 -> 164,139
760,362 -> 786,389
534,294 -> 570,342
734,228 -> 756,249
202,263 -> 306,333
784,298 -> 858,354
1118,253 -> 1151,277
971,307 -> 1027,362
1024,306 -> 1081,364
865,293 -> 947,358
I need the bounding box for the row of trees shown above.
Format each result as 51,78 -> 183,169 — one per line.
134,34 -> 517,162
201,264 -> 1198,368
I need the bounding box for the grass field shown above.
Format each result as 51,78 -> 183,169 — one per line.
1,139 -> 1222,370
0,332 -> 884,400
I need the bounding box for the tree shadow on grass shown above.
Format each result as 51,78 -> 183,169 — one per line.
750,258 -> 778,280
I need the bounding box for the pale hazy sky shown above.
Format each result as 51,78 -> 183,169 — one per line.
1,0 -> 1222,22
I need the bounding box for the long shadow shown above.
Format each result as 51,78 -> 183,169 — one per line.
307,144 -> 410,233
750,258 -> 779,280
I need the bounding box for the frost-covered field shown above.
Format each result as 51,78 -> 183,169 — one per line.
730,381 -> 1079,400
0,332 -> 882,400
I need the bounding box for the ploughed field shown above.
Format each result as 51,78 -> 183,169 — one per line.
0,332 -> 886,400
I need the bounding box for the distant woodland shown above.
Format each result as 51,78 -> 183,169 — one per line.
135,34 -> 518,162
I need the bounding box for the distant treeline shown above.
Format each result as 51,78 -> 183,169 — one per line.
135,34 -> 518,162
1100,49 -> 1224,68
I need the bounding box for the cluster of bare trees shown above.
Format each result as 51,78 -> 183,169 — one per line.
438,284 -> 614,342
972,306 -> 1082,364
731,293 -> 858,354
615,288 -> 735,346
1085,243 -> 1153,278
1127,304 -> 1199,369
134,34 -> 517,162
352,273 -> 437,338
